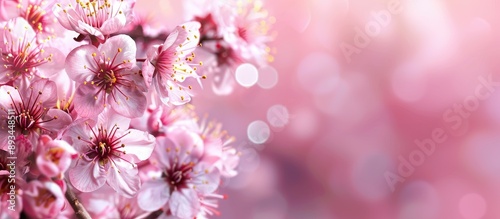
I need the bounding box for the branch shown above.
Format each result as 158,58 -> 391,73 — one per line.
118,25 -> 170,43
145,209 -> 163,219
64,179 -> 91,219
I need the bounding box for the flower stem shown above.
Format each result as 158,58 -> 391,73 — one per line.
64,179 -> 91,219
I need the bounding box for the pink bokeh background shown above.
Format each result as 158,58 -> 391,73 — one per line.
137,0 -> 500,218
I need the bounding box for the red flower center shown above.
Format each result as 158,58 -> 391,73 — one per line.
163,162 -> 195,192
6,87 -> 56,135
79,123 -> 130,166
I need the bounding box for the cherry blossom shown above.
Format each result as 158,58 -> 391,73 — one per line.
0,79 -> 72,148
0,1 -> 265,217
22,179 -> 66,219
36,135 -> 77,178
79,186 -> 150,219
0,0 -> 64,41
53,0 -> 135,44
183,0 -> 275,95
0,17 -> 57,86
142,22 -> 203,105
219,0 -> 275,66
130,104 -> 196,136
197,119 -> 240,178
65,109 -> 155,197
137,128 -> 220,218
65,34 -> 147,118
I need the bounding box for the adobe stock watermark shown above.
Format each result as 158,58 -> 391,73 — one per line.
384,74 -> 500,192
340,0 -> 403,63
6,109 -> 17,211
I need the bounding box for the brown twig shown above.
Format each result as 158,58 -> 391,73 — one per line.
64,179 -> 91,219
145,209 -> 163,219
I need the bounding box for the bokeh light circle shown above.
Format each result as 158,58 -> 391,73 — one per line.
267,105 -> 289,129
459,193 -> 487,219
247,120 -> 271,144
258,65 -> 279,89
236,63 -> 259,87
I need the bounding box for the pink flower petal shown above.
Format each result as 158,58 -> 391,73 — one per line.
78,19 -> 104,40
8,18 -> 36,43
162,22 -> 200,53
73,84 -> 105,119
100,15 -> 127,35
142,60 -> 155,88
129,66 -> 148,92
53,3 -> 75,31
192,165 -> 220,194
0,0 -> 20,21
26,79 -> 58,107
36,155 -> 60,178
146,45 -> 160,63
38,109 -> 72,135
36,136 -> 77,178
23,180 -> 65,218
37,47 -> 65,77
99,35 -> 136,68
171,64 -> 197,83
118,129 -> 155,162
162,27 -> 182,51
137,180 -> 170,211
169,189 -> 200,219
65,45 -> 100,83
166,80 -> 193,105
62,118 -> 93,147
153,75 -> 171,104
106,158 -> 140,198
202,138 -> 223,163
97,109 -> 131,131
0,85 -> 20,107
109,85 -> 147,118
166,128 -> 204,162
67,12 -> 87,33
153,136 -> 175,168
175,22 -> 201,53
69,160 -> 107,192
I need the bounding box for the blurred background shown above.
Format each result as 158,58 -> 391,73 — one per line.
137,0 -> 500,218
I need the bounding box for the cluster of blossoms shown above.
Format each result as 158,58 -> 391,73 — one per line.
0,0 -> 273,218
131,0 -> 276,95
185,0 -> 276,95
